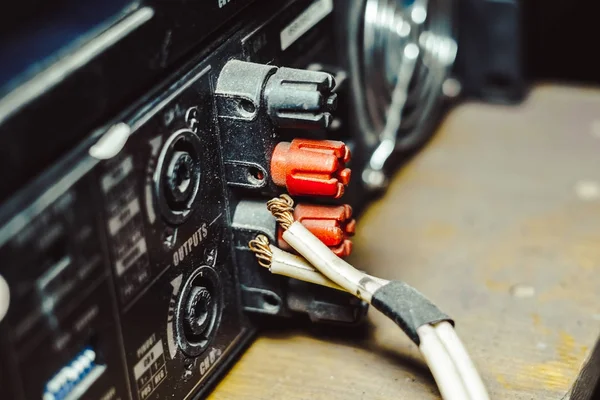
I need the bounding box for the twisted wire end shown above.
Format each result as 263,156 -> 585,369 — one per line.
248,235 -> 273,268
266,194 -> 295,230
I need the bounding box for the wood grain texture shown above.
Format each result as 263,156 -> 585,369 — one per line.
210,85 -> 600,399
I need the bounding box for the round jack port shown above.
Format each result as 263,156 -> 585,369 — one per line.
185,286 -> 212,336
154,129 -> 203,224
175,266 -> 222,357
166,151 -> 196,204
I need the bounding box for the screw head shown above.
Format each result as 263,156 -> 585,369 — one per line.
185,107 -> 199,132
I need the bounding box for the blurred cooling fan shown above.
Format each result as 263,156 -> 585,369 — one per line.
350,0 -> 457,190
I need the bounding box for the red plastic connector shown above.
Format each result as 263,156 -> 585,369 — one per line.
270,139 -> 351,199
278,203 -> 356,257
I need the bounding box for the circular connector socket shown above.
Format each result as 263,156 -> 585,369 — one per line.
184,286 -> 212,336
166,151 -> 196,204
154,129 -> 203,225
175,266 -> 222,357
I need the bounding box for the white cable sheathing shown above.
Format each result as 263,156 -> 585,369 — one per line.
418,324 -> 471,400
283,222 -> 379,301
271,214 -> 491,400
270,246 -> 344,291
435,322 -> 490,400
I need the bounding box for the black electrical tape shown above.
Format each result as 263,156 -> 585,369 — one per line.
371,281 -> 454,345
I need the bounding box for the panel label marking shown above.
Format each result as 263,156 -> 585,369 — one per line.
199,347 -> 223,376
134,339 -> 167,400
108,198 -> 141,235
167,275 -> 183,359
172,223 -> 208,266
101,156 -> 134,193
115,238 -> 147,276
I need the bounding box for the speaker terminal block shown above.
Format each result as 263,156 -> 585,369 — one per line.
215,60 -> 346,196
216,60 -> 363,325
277,203 -> 355,258
271,139 -> 351,199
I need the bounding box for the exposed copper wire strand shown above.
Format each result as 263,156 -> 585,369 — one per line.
248,234 -> 273,268
266,194 -> 295,230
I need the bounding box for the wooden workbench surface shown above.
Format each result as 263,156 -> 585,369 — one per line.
210,86 -> 600,399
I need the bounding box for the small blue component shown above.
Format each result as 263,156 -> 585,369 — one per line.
43,347 -> 98,400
